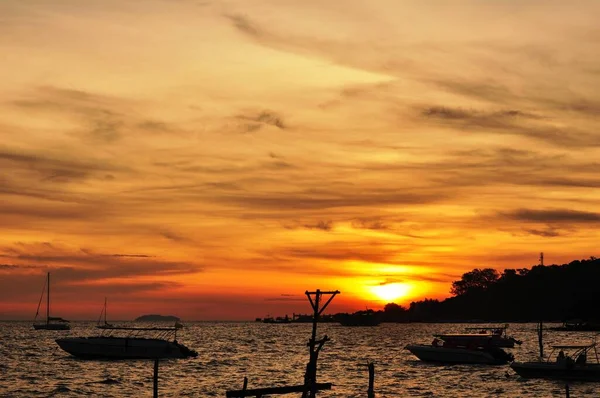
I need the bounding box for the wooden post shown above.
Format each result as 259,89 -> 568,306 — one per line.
537,322 -> 544,361
367,362 -> 375,398
243,377 -> 248,391
153,359 -> 159,398
565,383 -> 570,398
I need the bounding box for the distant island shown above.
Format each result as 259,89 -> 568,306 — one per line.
135,314 -> 180,322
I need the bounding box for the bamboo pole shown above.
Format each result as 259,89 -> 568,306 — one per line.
153,359 -> 159,398
367,363 -> 375,398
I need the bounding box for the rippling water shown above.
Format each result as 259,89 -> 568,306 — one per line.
1,321 -> 600,397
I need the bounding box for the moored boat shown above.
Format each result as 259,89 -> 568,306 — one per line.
33,272 -> 70,331
511,343 -> 600,381
405,334 -> 514,365
96,297 -> 115,329
56,326 -> 197,359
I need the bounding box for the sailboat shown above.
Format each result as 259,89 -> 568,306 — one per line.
96,297 -> 115,329
33,272 -> 70,330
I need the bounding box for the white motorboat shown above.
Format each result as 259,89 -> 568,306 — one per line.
405,334 -> 514,365
33,272 -> 70,330
56,326 -> 197,359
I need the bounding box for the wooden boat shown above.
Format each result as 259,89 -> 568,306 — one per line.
405,334 -> 514,365
511,343 -> 600,381
56,326 -> 197,359
33,272 -> 70,330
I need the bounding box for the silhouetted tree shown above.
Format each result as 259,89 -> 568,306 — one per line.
403,256 -> 600,322
382,303 -> 408,322
450,268 -> 499,296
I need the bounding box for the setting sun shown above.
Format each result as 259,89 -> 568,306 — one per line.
370,283 -> 411,303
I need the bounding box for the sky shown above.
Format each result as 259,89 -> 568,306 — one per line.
1,0 -> 600,320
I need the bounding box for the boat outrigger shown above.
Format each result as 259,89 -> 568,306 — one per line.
33,272 -> 70,330
56,326 -> 197,359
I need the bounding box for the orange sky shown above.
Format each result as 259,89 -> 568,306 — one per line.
1,0 -> 600,320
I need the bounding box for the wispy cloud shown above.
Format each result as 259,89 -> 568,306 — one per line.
501,209 -> 600,224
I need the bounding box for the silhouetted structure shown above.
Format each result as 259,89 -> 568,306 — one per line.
226,289 -> 339,398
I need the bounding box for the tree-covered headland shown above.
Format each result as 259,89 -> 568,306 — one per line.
377,256 -> 600,323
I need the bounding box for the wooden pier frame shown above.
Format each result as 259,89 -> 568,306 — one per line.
302,290 -> 339,398
226,289 -> 340,398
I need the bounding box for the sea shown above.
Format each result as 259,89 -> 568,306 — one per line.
1,321 -> 599,397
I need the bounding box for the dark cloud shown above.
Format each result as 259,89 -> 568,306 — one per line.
237,110 -> 286,132
376,273 -> 455,285
225,13 -> 261,38
159,230 -> 191,243
0,147 -> 122,184
0,273 -> 181,303
422,106 -> 537,122
88,118 -> 122,143
264,297 -> 306,302
501,209 -> 600,223
303,220 -> 333,231
12,86 -> 127,144
137,120 -> 173,133
0,263 -> 42,270
430,79 -> 517,105
351,217 -> 391,231
418,105 -> 600,148
0,243 -> 201,283
523,228 -> 563,238
270,244 -> 402,265
215,188 -> 447,211
430,78 -> 600,120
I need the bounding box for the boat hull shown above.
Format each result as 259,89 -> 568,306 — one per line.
405,344 -> 509,365
56,337 -> 197,359
511,362 -> 600,382
33,323 -> 70,330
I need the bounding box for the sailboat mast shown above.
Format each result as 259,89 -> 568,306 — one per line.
47,272 -> 50,325
104,297 -> 107,324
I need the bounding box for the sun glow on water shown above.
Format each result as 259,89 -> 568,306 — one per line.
370,282 -> 411,302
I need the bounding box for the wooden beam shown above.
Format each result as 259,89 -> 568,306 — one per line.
226,383 -> 332,397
